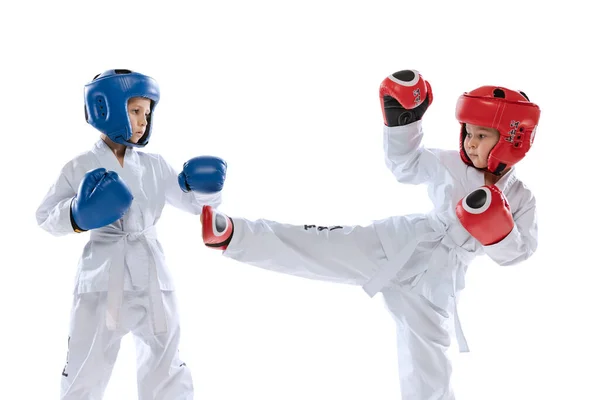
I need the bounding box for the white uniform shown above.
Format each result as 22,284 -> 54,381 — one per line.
37,139 -> 221,400
220,121 -> 538,400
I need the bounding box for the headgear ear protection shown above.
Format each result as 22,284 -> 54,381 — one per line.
455,86 -> 541,175
84,69 -> 160,148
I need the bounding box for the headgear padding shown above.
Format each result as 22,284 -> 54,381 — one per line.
84,69 -> 160,148
456,86 -> 540,175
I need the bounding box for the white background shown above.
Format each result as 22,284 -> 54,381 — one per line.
1,0 -> 599,399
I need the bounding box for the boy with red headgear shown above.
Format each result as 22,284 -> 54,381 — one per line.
199,70 -> 540,400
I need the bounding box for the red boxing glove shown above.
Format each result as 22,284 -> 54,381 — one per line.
456,185 -> 514,246
379,69 -> 433,126
201,205 -> 234,250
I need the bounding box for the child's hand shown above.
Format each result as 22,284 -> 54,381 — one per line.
70,168 -> 134,232
455,185 -> 514,246
201,205 -> 234,251
178,156 -> 227,194
379,69 -> 433,127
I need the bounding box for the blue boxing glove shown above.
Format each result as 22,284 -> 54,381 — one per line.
70,168 -> 134,232
178,156 -> 227,194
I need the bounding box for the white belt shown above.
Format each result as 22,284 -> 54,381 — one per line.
362,219 -> 475,352
363,230 -> 445,297
90,226 -> 167,335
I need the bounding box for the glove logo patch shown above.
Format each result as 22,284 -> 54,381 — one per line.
412,88 -> 421,105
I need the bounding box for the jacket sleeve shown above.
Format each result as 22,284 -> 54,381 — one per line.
482,193 -> 538,266
383,121 -> 445,185
161,155 -> 222,214
36,165 -> 78,236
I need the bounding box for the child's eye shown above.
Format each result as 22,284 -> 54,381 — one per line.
479,134 -> 486,139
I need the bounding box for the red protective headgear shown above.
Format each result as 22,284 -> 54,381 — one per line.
456,86 -> 541,175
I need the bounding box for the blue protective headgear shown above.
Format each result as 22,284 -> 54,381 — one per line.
84,69 -> 160,147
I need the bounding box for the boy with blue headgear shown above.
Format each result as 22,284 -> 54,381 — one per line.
197,70 -> 540,399
36,69 -> 226,399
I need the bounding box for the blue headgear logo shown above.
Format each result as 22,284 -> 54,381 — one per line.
84,69 -> 160,148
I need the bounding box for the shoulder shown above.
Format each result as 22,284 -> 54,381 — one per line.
49,148 -> 97,189
512,178 -> 536,201
60,148 -> 96,174
505,174 -> 537,214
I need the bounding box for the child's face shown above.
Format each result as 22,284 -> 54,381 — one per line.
463,124 -> 500,169
127,97 -> 152,143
